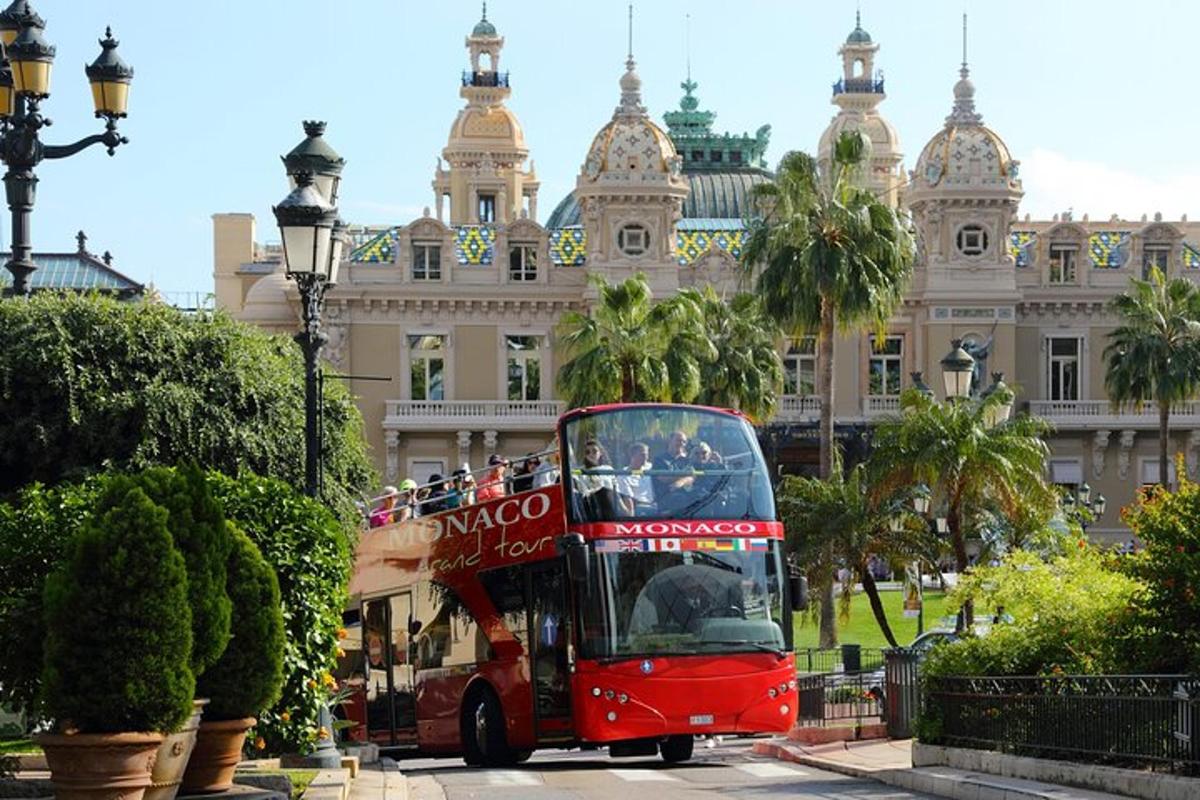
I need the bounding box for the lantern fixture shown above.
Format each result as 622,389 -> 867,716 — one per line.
282,120 -> 345,205
935,517 -> 949,535
1094,494 -> 1107,518
84,27 -> 133,118
0,61 -> 14,119
0,0 -> 43,48
1078,482 -> 1092,506
272,172 -> 337,280
912,484 -> 932,516
7,13 -> 54,97
940,339 -> 975,401
980,372 -> 1014,426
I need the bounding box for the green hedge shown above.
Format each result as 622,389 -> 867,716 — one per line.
207,472 -> 353,755
41,478 -> 194,733
0,292 -> 375,516
198,525 -> 285,721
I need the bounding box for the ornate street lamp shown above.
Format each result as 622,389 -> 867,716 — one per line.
940,339 -> 975,401
282,120 -> 345,206
979,372 -> 1014,427
0,1 -> 133,296
912,483 -> 931,516
273,171 -> 337,499
1062,482 -> 1106,532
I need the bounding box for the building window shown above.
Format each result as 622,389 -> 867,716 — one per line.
508,244 -> 538,281
868,336 -> 903,397
1048,245 -> 1077,285
506,335 -> 541,401
1047,337 -> 1080,402
408,334 -> 446,401
690,150 -> 704,162
1049,459 -> 1083,494
411,243 -> 441,281
478,193 -> 496,223
1143,245 -> 1170,279
710,151 -> 723,163
956,224 -> 989,257
783,337 -> 817,396
729,151 -> 743,165
1140,458 -> 1176,488
617,224 -> 649,257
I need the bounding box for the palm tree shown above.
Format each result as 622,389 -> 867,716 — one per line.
777,462 -> 921,648
870,389 -> 1055,628
682,287 -> 784,423
1104,267 -> 1200,490
743,130 -> 914,647
556,273 -> 716,407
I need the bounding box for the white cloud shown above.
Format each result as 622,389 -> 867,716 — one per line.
1019,148 -> 1200,222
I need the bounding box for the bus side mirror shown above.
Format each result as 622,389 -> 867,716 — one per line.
789,574 -> 809,612
558,532 -> 589,585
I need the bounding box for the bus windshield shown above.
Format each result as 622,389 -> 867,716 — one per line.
581,543 -> 787,659
562,406 -> 775,523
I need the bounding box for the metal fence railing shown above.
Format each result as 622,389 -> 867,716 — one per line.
924,675 -> 1200,774
796,645 -> 887,674
795,670 -> 884,728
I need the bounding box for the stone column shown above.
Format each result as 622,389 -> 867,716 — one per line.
1091,429 -> 1111,479
456,430 -> 473,471
385,430 -> 401,483
483,430 -> 499,459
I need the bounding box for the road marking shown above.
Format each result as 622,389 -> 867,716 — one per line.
736,762 -> 809,778
608,768 -> 681,782
482,770 -> 542,786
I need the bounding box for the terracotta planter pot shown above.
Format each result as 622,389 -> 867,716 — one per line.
35,730 -> 165,800
179,716 -> 255,794
145,699 -> 208,800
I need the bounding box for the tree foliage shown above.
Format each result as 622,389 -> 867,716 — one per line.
556,273 -> 717,407
198,526 -> 286,721
133,464 -> 232,677
1104,268 -> 1200,489
206,472 -> 352,755
683,287 -> 784,422
41,478 -> 195,733
0,293 -> 374,514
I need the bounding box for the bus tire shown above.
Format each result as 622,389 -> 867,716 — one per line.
660,735 -> 694,763
467,688 -> 515,767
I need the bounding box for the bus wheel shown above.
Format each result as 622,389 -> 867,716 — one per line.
471,690 -> 515,767
660,735 -> 694,763
513,749 -> 533,763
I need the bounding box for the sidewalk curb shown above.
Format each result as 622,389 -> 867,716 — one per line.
752,740 -> 1137,800
379,757 -> 408,800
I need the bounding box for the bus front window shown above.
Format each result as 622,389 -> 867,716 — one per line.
562,406 -> 775,523
580,544 -> 787,659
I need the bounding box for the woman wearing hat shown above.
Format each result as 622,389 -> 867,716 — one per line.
394,478 -> 418,522
370,485 -> 400,528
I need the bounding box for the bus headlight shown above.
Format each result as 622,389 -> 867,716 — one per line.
768,687 -> 777,699
607,711 -> 618,722
780,704 -> 790,715
592,687 -> 602,697
788,679 -> 797,691
605,689 -> 615,700
618,693 -> 628,704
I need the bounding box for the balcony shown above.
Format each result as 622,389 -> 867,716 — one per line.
1029,399 -> 1200,429
862,396 -> 901,416
462,70 -> 510,88
832,77 -> 884,96
775,395 -> 821,422
384,400 -> 563,431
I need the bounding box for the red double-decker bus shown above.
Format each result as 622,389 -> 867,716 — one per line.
342,403 -> 805,765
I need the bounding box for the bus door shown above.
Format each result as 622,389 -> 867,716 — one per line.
363,593 -> 418,746
528,560 -> 574,741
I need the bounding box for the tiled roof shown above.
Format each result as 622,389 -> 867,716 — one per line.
0,251 -> 143,294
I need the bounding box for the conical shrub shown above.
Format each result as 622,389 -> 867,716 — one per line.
198,524 -> 285,720
134,464 -> 233,676
42,477 -> 194,732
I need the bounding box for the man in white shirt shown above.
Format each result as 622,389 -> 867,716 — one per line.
616,442 -> 655,517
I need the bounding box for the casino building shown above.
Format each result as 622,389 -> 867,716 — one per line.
213,8 -> 1200,544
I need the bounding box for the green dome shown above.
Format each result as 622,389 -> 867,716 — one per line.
846,25 -> 872,44
473,18 -> 497,36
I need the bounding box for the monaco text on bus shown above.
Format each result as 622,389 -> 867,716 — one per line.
341,403 -> 804,766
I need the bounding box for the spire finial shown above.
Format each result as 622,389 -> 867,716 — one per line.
946,12 -> 982,126
961,12 -> 968,75
481,1 -> 487,22
627,4 -> 634,61
857,4 -> 861,29
685,12 -> 691,82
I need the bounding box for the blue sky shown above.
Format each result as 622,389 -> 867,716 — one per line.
23,0 -> 1200,295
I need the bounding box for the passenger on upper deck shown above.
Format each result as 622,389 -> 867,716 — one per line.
616,442 -> 655,517
476,454 -> 509,502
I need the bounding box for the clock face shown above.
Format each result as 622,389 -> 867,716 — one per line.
925,159 -> 943,185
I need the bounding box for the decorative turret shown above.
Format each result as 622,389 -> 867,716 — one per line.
434,4 -> 539,225
663,77 -> 770,172
818,11 -> 903,207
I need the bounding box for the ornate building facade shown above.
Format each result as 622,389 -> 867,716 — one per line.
214,10 -> 1200,544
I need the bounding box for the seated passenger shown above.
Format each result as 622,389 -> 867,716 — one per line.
656,430 -> 695,513
476,454 -> 508,502
369,486 -> 399,528
616,442 -> 656,517
576,439 -> 615,493
690,441 -> 728,500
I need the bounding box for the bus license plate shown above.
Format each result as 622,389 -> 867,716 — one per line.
689,714 -> 714,726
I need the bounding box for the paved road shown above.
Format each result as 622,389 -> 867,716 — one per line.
399,739 -> 941,800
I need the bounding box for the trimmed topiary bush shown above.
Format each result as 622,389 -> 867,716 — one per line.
198,525 -> 285,720
41,477 -> 194,733
206,471 -> 352,755
0,477 -> 103,717
133,464 -> 233,676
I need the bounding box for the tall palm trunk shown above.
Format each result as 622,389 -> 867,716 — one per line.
1159,401 -> 1171,490
621,365 -> 635,403
948,494 -> 973,631
860,562 -> 898,648
818,295 -> 837,648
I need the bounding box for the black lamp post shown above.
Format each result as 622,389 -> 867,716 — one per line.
939,339 -> 975,401
0,1 -> 132,296
1062,482 -> 1106,532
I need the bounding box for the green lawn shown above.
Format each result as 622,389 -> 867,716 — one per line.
0,738 -> 38,754
793,589 -> 955,649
